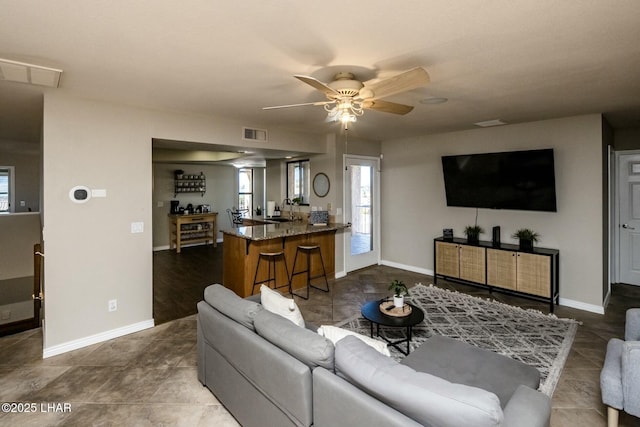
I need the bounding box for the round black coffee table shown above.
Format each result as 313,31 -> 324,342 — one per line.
361,300 -> 425,355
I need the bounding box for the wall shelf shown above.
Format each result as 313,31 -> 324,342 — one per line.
174,172 -> 206,197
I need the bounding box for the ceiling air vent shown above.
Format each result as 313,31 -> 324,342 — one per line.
243,127 -> 268,142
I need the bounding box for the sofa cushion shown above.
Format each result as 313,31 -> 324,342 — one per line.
204,284 -> 262,330
260,284 -> 305,327
254,309 -> 335,371
335,336 -> 503,427
318,325 -> 390,356
402,335 -> 541,408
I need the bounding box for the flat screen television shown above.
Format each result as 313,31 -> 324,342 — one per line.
441,149 -> 557,212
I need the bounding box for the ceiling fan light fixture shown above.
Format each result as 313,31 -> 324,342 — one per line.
325,98 -> 364,123
340,112 -> 357,124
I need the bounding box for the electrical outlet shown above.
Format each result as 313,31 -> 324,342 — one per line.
327,203 -> 332,211
108,299 -> 117,312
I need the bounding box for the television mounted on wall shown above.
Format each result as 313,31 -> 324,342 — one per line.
441,149 -> 557,212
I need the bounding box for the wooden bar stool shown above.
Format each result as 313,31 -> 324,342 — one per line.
251,251 -> 291,295
290,244 -> 329,300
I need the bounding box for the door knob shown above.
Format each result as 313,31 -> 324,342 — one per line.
622,224 -> 636,230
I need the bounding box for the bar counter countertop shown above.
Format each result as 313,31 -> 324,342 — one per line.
221,221 -> 350,241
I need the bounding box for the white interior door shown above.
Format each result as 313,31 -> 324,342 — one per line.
617,152 -> 640,286
344,155 -> 379,272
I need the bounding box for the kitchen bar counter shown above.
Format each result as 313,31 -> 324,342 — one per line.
222,222 -> 349,297
222,221 -> 349,241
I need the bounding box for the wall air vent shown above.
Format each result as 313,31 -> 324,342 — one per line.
242,127 -> 268,142
0,58 -> 62,88
473,119 -> 507,128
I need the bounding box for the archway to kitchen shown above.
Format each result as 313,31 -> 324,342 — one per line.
150,138 -> 300,324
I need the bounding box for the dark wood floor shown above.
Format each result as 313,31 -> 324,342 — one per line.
153,243 -> 223,325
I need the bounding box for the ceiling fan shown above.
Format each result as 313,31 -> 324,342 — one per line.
263,67 -> 430,126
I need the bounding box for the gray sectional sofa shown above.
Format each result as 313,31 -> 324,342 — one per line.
197,284 -> 551,427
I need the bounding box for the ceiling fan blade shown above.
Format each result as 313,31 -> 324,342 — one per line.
364,67 -> 430,100
294,75 -> 340,96
262,100 -> 333,110
362,99 -> 414,115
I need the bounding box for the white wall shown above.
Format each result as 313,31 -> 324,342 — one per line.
42,93 -> 327,355
380,114 -> 605,310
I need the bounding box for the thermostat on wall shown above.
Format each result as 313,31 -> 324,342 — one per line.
69,185 -> 91,203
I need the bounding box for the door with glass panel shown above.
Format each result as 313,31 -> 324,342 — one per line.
345,156 -> 379,272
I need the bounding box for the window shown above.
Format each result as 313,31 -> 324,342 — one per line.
238,168 -> 253,216
286,159 -> 310,205
0,167 -> 12,213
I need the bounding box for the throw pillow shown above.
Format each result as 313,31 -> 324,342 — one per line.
318,324 -> 391,357
260,284 -> 305,327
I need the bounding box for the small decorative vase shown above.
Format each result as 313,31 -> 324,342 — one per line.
393,295 -> 404,308
519,238 -> 533,252
467,234 -> 479,245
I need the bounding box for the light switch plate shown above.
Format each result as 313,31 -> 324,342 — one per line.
131,222 -> 144,233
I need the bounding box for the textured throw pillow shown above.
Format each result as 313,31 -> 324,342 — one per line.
318,325 -> 391,357
260,284 -> 305,327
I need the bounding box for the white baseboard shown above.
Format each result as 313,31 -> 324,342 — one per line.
43,319 -> 155,358
558,297 -> 604,315
379,259 -> 435,277
335,270 -> 347,279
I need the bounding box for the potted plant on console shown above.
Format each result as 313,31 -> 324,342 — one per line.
388,279 -> 409,308
464,225 -> 484,245
512,228 -> 540,252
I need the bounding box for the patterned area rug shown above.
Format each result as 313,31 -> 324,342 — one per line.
335,283 -> 579,396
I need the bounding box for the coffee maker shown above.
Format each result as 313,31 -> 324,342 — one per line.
170,200 -> 180,214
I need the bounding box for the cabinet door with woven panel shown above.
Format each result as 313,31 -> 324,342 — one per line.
486,249 -> 517,290
435,241 -> 460,278
459,245 -> 486,284
516,252 -> 551,297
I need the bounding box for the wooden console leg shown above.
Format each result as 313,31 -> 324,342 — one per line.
607,406 -> 619,427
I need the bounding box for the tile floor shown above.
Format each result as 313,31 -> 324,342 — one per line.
1,264 -> 640,426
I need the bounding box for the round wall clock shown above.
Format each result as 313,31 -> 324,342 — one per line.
313,172 -> 330,197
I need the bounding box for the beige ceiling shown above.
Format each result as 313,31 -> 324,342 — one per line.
1,0 -> 640,146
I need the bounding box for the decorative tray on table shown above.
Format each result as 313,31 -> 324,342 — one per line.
379,300 -> 412,317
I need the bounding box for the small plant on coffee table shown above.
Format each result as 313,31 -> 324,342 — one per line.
388,280 -> 409,308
